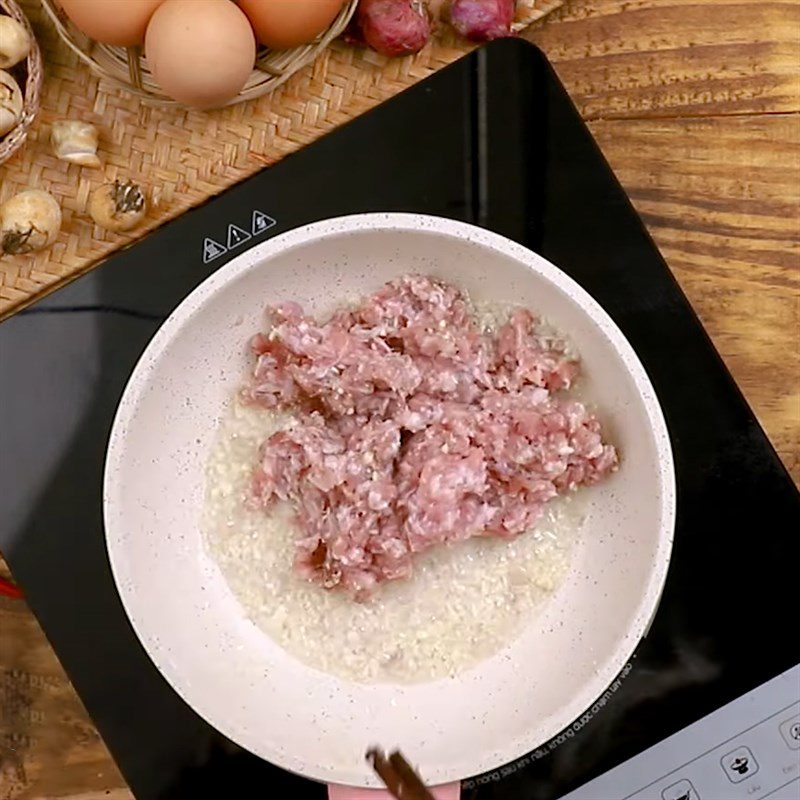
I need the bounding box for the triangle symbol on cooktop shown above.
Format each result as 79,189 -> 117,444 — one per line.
252,210 -> 276,235
202,237 -> 227,264
227,223 -> 251,249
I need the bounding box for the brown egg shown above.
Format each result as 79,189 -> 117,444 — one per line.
145,0 -> 256,109
59,0 -> 164,46
239,0 -> 346,50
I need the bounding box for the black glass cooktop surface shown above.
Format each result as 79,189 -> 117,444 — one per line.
1,40 -> 798,800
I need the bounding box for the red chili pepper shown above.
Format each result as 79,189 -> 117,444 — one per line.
0,577 -> 23,600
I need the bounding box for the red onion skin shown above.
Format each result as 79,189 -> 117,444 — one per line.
358,0 -> 431,56
450,0 -> 514,42
342,15 -> 367,46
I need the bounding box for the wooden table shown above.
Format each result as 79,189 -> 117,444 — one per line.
1,2 -> 798,797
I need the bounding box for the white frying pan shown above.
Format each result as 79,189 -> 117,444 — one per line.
104,214 -> 675,795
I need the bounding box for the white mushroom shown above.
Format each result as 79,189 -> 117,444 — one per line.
0,16 -> 31,69
0,190 -> 62,255
89,180 -> 147,232
51,120 -> 101,168
0,69 -> 23,136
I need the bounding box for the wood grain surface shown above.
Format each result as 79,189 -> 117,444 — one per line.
1,1 -> 798,797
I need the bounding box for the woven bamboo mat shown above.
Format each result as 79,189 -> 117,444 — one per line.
0,0 -> 562,317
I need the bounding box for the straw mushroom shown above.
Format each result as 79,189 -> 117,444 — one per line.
0,190 -> 62,255
51,120 -> 101,168
0,70 -> 23,136
89,180 -> 147,232
0,16 -> 31,69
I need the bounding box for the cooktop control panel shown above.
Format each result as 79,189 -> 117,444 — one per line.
562,665 -> 800,800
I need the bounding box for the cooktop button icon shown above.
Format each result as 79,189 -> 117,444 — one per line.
721,745 -> 759,783
661,777 -> 699,800
780,715 -> 800,750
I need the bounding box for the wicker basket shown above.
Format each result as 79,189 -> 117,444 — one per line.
40,0 -> 359,107
0,0 -> 42,164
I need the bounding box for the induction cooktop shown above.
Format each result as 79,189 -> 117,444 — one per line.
1,39 -> 798,800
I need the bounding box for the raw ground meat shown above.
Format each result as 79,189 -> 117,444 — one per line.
245,275 -> 618,599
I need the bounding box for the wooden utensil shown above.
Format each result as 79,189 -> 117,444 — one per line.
366,748 -> 436,800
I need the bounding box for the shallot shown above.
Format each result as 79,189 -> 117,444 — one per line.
0,190 -> 61,255
449,0 -> 514,41
357,0 -> 430,57
51,120 -> 102,168
0,16 -> 31,69
89,180 -> 147,232
0,69 -> 22,136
